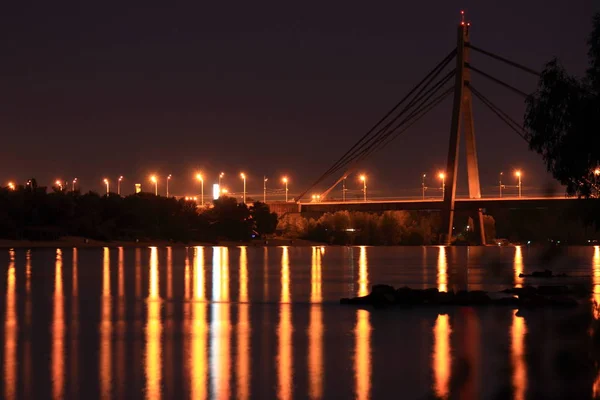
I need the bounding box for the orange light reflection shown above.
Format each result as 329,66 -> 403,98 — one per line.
237,247 -> 250,400
190,247 -> 207,400
278,247 -> 293,400
145,247 -> 162,400
514,246 -> 524,288
511,310 -> 527,400
210,247 -> 231,400
437,246 -> 448,292
52,249 -> 65,400
4,249 -> 17,399
354,309 -> 371,400
309,247 -> 323,399
433,314 -> 452,398
358,246 -> 369,297
100,247 -> 112,400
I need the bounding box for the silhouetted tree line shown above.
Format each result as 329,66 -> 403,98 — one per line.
0,182 -> 278,242
278,210 -> 458,245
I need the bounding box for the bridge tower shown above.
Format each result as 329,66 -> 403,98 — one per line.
442,14 -> 485,245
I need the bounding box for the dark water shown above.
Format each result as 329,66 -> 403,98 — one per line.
1,245 -> 600,399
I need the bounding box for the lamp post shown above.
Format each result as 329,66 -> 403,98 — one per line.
422,174 -> 426,200
150,175 -> 158,196
438,172 -> 445,199
7,182 -> 15,190
499,172 -> 503,198
196,173 -> 204,206
117,176 -> 123,196
263,176 -> 268,202
282,177 -> 288,202
219,172 -> 224,187
166,174 -> 172,197
360,174 -> 367,202
240,173 -> 246,203
55,180 -> 63,191
72,178 -> 77,192
515,170 -> 522,198
342,176 -> 347,202
103,178 -> 109,195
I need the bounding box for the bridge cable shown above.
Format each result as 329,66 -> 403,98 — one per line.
296,49 -> 457,201
315,53 -> 456,181
320,71 -> 456,181
469,84 -> 530,144
328,69 -> 457,174
318,85 -> 455,199
466,64 -> 530,98
467,44 -> 541,77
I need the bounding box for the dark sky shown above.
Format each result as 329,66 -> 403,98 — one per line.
1,1 -> 597,199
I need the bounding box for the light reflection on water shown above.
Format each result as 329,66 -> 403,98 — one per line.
1,245 -> 599,398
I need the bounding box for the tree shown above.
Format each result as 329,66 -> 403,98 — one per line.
525,13 -> 600,197
249,201 -> 278,237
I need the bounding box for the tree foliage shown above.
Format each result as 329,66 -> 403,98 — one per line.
525,13 -> 600,196
0,185 -> 277,242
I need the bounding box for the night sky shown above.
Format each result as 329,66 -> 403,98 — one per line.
1,1 -> 597,199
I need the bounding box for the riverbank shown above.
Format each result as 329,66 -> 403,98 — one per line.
0,236 -> 322,249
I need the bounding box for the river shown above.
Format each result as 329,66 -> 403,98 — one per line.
1,245 -> 599,399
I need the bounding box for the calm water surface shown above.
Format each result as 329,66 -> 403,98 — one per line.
1,245 -> 600,399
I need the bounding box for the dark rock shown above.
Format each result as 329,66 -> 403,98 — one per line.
538,285 -> 571,296
371,284 -> 395,295
436,291 -> 455,305
492,296 -> 521,307
518,269 -> 569,278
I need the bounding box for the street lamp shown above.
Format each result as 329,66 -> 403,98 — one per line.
422,174 -> 427,200
342,176 -> 347,202
219,172 -> 225,187
312,194 -> 321,202
103,178 -> 109,195
150,175 -> 158,196
7,182 -> 15,190
117,176 -> 123,196
515,170 -> 522,198
55,180 -> 63,191
360,174 -> 367,202
240,173 -> 246,203
263,176 -> 268,202
499,172 -> 504,197
72,178 -> 78,192
594,169 -> 600,197
166,174 -> 172,197
438,172 -> 445,199
282,177 -> 289,202
196,173 -> 204,206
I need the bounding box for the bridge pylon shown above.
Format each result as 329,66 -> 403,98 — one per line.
441,16 -> 485,245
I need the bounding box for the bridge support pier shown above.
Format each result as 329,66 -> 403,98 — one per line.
441,19 -> 484,245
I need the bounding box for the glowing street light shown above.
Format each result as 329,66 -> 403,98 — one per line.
166,174 -> 172,197
360,174 -> 367,202
103,178 -> 109,195
150,175 -> 158,196
515,170 -> 522,198
7,182 -> 15,190
499,172 -> 505,197
72,178 -> 78,192
263,176 -> 268,202
221,188 -> 228,195
311,194 -> 321,202
422,174 -> 427,200
240,173 -> 246,203
55,180 -> 63,191
219,172 -> 225,186
196,173 -> 204,206
342,176 -> 347,202
117,176 -> 123,196
438,172 -> 445,199
282,177 -> 289,202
